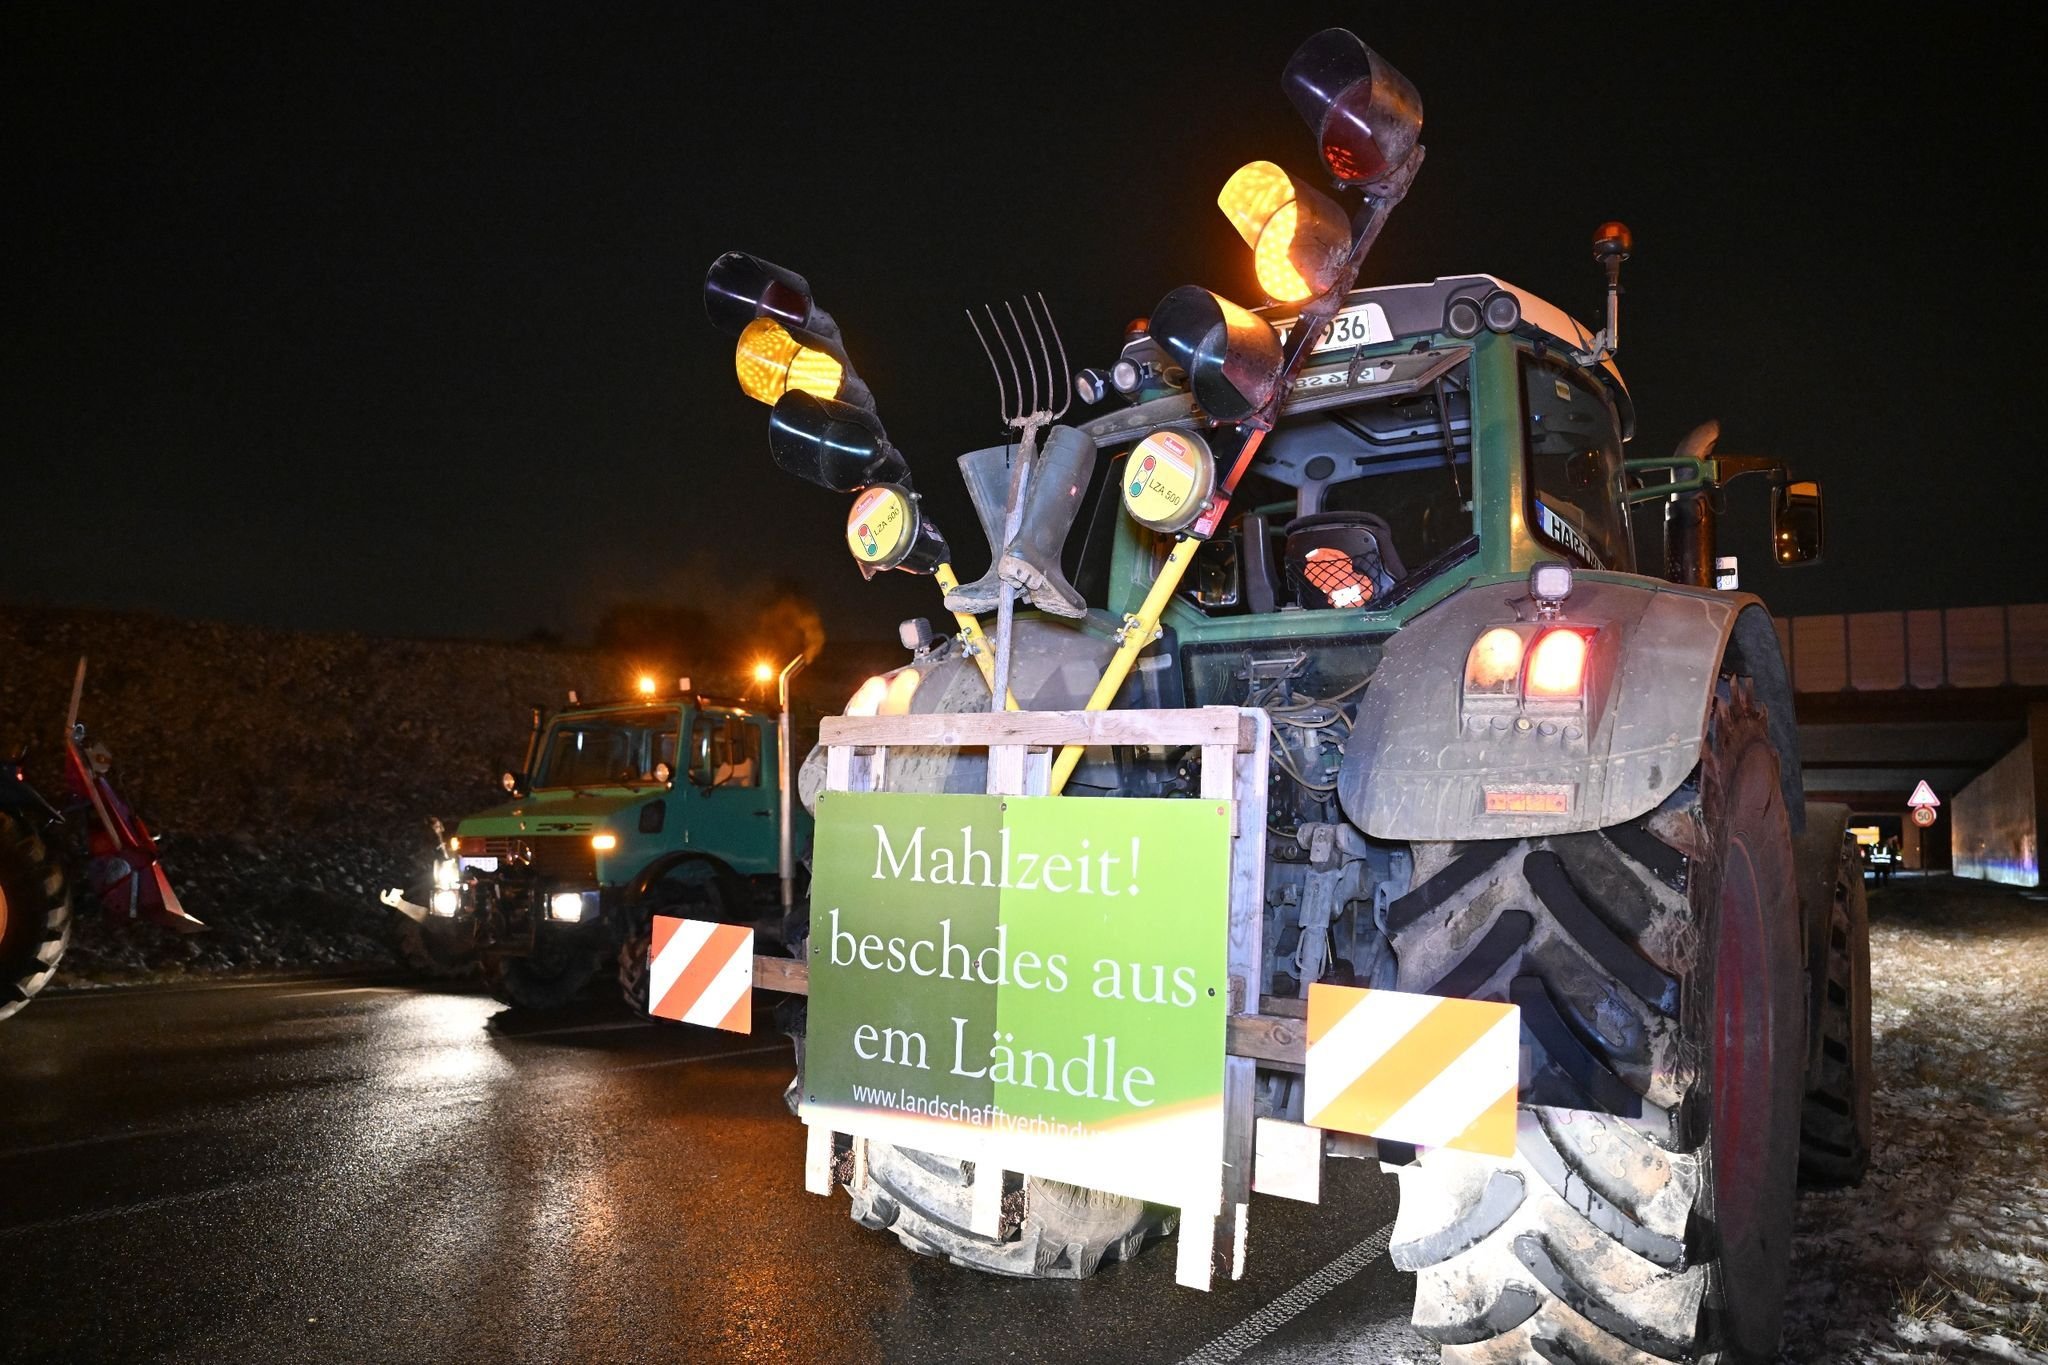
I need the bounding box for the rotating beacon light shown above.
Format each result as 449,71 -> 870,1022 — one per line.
1216,161 -> 1352,303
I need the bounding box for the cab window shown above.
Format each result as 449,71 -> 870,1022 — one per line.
1522,354 -> 1631,571
691,713 -> 761,788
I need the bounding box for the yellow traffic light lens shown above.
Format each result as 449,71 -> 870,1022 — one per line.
1217,161 -> 1295,245
735,317 -> 843,405
1254,201 -> 1312,303
1219,161 -> 1313,303
1216,160 -> 1350,304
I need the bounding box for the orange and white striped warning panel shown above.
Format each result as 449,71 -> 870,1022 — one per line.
647,916 -> 754,1032
1303,984 -> 1519,1158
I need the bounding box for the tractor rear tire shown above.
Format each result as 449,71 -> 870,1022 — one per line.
0,812 -> 74,1022
1798,851 -> 1872,1187
482,941 -> 602,1012
1388,680 -> 1805,1364
843,1139 -> 1176,1279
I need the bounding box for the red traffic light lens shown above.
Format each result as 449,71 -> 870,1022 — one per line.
1282,29 -> 1422,189
704,252 -> 815,338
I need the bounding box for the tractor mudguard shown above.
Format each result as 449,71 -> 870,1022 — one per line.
1339,578 -> 1801,840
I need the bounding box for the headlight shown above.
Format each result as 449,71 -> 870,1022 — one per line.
548,892 -> 593,923
430,889 -> 461,916
433,859 -> 460,891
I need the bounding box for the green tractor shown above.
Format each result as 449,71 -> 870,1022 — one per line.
396,681 -> 809,1012
707,26 -> 1870,1363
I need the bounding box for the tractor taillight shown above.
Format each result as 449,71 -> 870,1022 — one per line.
1525,629 -> 1590,698
1464,627 -> 1524,695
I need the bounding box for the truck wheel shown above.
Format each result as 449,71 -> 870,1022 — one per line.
1388,681 -> 1804,1363
481,941 -> 602,1012
0,812 -> 75,1022
617,869 -> 724,1015
843,1137 -> 1176,1279
1798,852 -> 1872,1187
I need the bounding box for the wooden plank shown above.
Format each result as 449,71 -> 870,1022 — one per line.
1260,994 -> 1308,1019
821,707 -> 1253,752
1254,1118 -> 1323,1203
987,743 -> 1028,796
1175,1211 -> 1216,1291
1229,1012 -> 1307,1069
1219,710 -> 1269,1209
970,1163 -> 1005,1237
754,955 -> 809,996
1947,606 -> 2008,688
803,1123 -> 834,1196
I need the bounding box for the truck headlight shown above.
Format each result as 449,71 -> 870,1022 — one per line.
433,859 -> 460,891
549,892 -> 594,923
430,889 -> 461,916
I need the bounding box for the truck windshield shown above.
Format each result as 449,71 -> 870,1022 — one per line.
535,710 -> 680,789
1523,353 -> 1631,571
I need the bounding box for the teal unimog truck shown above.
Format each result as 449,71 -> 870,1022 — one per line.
399,684 -> 809,1011
700,24 -> 1871,1365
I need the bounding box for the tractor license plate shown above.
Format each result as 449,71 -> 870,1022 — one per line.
1276,302 -> 1394,355
459,856 -> 500,872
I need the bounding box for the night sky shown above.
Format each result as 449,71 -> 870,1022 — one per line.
8,8 -> 2045,647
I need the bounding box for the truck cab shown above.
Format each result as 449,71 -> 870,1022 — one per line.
433,690 -> 807,1011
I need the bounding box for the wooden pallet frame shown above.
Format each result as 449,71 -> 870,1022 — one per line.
788,705 -> 1271,1291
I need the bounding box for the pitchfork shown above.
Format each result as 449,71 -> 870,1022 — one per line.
966,295 -> 1071,714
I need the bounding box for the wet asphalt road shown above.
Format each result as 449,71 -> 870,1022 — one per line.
0,977 -> 1425,1364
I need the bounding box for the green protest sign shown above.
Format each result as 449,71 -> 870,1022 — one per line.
801,790 -> 1233,1211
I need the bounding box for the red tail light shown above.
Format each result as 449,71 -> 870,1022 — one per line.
1525,629 -> 1589,698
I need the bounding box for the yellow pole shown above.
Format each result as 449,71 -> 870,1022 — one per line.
935,563 -> 1017,710
1048,536 -> 1199,792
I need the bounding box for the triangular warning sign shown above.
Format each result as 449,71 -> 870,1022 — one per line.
1907,780 -> 1940,808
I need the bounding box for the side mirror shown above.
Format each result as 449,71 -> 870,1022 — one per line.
1772,480 -> 1825,565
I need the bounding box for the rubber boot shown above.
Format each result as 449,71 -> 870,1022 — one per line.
941,442 -> 1014,615
998,425 -> 1097,619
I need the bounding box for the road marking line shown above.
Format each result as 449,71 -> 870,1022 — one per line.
0,1175 -> 294,1239
0,1123 -> 199,1161
1177,1221 -> 1396,1365
275,985 -> 409,999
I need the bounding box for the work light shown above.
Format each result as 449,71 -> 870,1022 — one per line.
768,391 -> 911,490
1217,161 -> 1352,303
1281,29 -> 1422,191
845,484 -> 950,579
1147,287 -> 1284,423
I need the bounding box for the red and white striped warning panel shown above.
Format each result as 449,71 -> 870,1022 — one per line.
1304,985 -> 1519,1158
647,916 -> 754,1032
